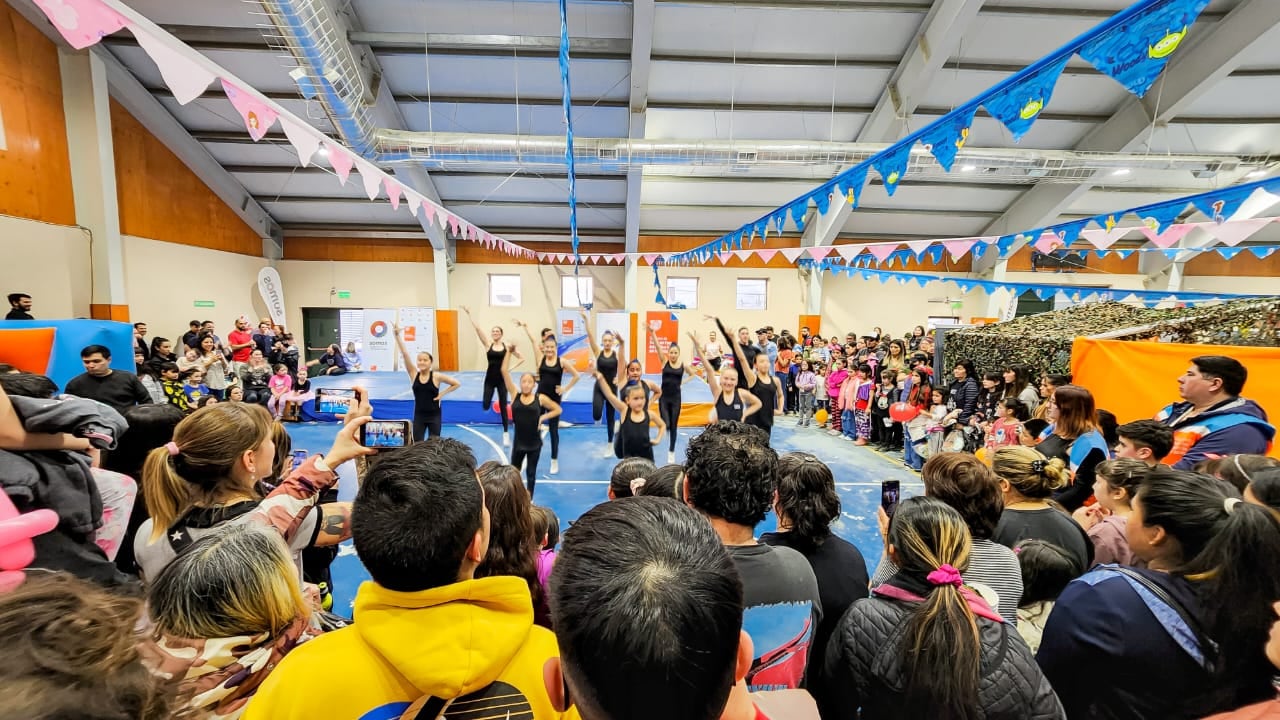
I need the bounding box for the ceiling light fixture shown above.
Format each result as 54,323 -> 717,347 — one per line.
960,164 -> 976,172
1112,168 -> 1131,176
316,145 -> 330,157
1247,170 -> 1266,179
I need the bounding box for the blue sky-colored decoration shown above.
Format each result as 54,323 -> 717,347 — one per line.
558,0 -> 581,265
1078,0 -> 1210,97
1191,183 -> 1260,223
919,107 -> 977,172
872,142 -> 913,196
982,57 -> 1070,141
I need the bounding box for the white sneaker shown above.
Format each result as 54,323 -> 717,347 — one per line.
550,459 -> 559,475
502,431 -> 510,447
667,450 -> 675,464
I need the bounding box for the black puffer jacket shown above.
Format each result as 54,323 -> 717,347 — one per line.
949,376 -> 980,424
818,593 -> 1064,720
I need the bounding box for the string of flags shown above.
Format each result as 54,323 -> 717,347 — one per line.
557,0 -> 583,277
661,0 -> 1214,266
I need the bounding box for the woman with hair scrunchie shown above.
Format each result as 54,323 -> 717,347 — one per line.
989,446 -> 1093,572
818,496 -> 1062,720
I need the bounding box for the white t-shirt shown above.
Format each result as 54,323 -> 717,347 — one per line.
704,341 -> 723,359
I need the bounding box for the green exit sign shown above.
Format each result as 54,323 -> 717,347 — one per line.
193,300 -> 215,308
336,291 -> 352,299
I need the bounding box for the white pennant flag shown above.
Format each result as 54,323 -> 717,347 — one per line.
354,158 -> 383,201
1206,217 -> 1272,247
279,116 -> 321,167
134,28 -> 215,104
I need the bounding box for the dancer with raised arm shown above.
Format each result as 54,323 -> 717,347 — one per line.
715,316 -> 783,440
647,324 -> 698,463
517,319 -> 581,475
594,371 -> 666,462
694,328 -> 762,425
394,323 -> 460,441
461,306 -> 522,447
501,349 -> 561,497
582,309 -> 625,445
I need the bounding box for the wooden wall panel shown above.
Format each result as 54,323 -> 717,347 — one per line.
284,236 -> 435,262
0,6 -> 75,226
1183,249 -> 1280,277
110,100 -> 262,256
1005,246 -> 1139,274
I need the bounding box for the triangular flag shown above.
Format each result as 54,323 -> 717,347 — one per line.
717,252 -> 732,265
1192,185 -> 1261,224
733,250 -> 754,260
942,238 -> 978,260
871,142 -> 913,196
835,245 -> 862,260
807,246 -> 835,262
1080,226 -> 1130,250
642,254 -> 659,264
421,200 -> 436,225
1249,246 -> 1278,259
863,244 -> 894,263
1139,223 -> 1194,248
905,239 -> 934,257
1033,231 -> 1065,255
1216,247 -> 1245,260
448,215 -> 461,237
982,56 -> 1070,140
354,158 -> 382,201
384,179 -> 401,210
1079,0 -> 1208,97
134,27 -> 215,104
31,0 -> 128,49
221,79 -> 278,141
327,144 -> 354,185
781,248 -> 806,263
757,249 -> 780,263
1135,203 -> 1184,235
1207,217 -> 1272,247
918,106 -> 977,172
279,116 -> 321,167
405,192 -> 422,217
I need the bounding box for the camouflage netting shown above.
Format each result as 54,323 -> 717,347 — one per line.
944,298 -> 1280,375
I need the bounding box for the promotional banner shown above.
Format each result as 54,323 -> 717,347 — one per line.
595,311 -> 631,359
256,266 -> 287,328
397,307 -> 435,365
361,309 -> 396,372
554,310 -> 593,371
644,312 -> 680,374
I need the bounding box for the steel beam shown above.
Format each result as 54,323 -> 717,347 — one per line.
972,0 -> 1280,278
858,0 -> 986,142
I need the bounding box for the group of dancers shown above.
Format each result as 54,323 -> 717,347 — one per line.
390,307 -> 784,496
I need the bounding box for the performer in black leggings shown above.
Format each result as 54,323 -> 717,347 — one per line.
595,373 -> 665,462
394,323 -> 460,441
462,306 -> 522,447
517,320 -> 580,475
718,316 -> 783,441
501,349 -> 561,497
646,325 -> 697,463
582,309 -> 624,445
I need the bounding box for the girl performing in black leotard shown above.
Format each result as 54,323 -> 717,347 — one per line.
394,323 -> 460,441
517,320 -> 581,475
501,349 -> 561,497
715,316 -> 783,441
646,325 -> 698,463
582,310 -> 625,445
595,372 -> 666,462
462,306 -> 522,447
694,329 -> 763,425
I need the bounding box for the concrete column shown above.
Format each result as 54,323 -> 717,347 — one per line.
804,265 -> 823,315
624,258 -> 639,313
433,252 -> 451,308
59,49 -> 127,320
983,259 -> 1010,317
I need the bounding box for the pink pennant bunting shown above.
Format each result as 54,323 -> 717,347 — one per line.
420,200 -> 435,225
32,0 -> 128,49
1139,223 -> 1195,249
905,239 -> 934,256
734,250 -> 754,260
404,192 -> 421,218
717,252 -> 732,265
1205,217 -> 1272,247
613,253 -> 626,264
642,254 -> 659,264
536,252 -> 547,262
781,248 -> 805,263
867,243 -> 898,263
354,158 -> 382,200
448,215 -> 461,237
221,79 -> 278,142
942,238 -> 978,260
1033,231 -> 1064,255
384,179 -> 402,211
278,116 -> 320,167
1079,227 -> 1130,250
133,28 -> 214,104
326,143 -> 354,185
807,246 -> 835,261
754,249 -> 778,263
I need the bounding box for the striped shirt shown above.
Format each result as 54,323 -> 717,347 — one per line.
869,538 -> 1023,624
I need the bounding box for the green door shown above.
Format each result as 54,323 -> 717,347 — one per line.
302,308 -> 341,364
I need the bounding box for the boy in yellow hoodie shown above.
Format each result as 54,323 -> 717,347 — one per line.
244,438 -> 562,720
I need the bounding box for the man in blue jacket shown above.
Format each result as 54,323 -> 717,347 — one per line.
1155,355 -> 1274,469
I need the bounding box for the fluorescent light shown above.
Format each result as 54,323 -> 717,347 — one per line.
1111,168 -> 1130,176
1247,170 -> 1266,179
960,164 -> 976,172
316,145 -> 330,157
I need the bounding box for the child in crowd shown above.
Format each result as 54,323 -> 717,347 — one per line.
849,363 -> 873,445
826,359 -> 848,436
181,369 -> 209,406
814,363 -> 828,427
870,367 -> 900,451
796,359 -> 817,427
986,397 -> 1029,451
532,505 -> 560,597
159,362 -> 190,413
266,364 -> 293,419
1112,419 -> 1173,466
195,396 -> 218,409
902,367 -> 933,471
1019,418 -> 1049,448
281,367 -> 314,411
1196,454 -> 1280,493
925,388 -> 950,457
1014,539 -> 1084,654
177,348 -> 201,374
1073,458 -> 1146,566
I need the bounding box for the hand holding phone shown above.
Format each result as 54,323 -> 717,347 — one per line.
315,388 -> 357,415
880,480 -> 901,520
358,419 -> 412,449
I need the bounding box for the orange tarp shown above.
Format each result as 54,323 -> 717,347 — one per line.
1070,338 -> 1280,459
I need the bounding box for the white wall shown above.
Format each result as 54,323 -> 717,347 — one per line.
1179,276 -> 1280,294
821,272 -> 990,339
0,215 -> 92,319
122,236 -> 268,341
276,259 -> 438,341
636,266 -> 804,345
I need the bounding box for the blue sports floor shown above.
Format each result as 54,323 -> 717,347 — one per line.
292,372 -> 921,616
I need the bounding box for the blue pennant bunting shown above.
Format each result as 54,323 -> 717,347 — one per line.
1053,220 -> 1089,246
1249,246 -> 1277,259
982,56 -> 1070,141
1191,184 -> 1258,224
1115,249 -> 1135,260
1078,0 -> 1210,97
814,190 -> 831,216
1161,249 -> 1182,260
1133,202 -> 1184,234
972,242 -> 986,259
836,167 -> 868,208
1217,247 -> 1245,260
655,291 -> 665,304
919,107 -> 977,172
1034,287 -> 1057,301
926,246 -> 945,264
996,235 -> 1019,257
872,142 -> 913,196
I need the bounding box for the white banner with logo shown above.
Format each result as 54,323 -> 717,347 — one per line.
361,308 -> 397,372
397,307 -> 435,365
595,311 -> 631,356
256,266 -> 287,327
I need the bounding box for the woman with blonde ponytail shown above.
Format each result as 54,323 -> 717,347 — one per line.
990,446 -> 1093,571
819,497 -> 1063,720
133,392 -> 376,581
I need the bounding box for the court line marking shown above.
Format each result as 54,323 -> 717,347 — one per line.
533,479 -> 922,487
458,425 -> 506,462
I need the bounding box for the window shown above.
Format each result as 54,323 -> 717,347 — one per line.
735,278 -> 768,310
666,277 -> 699,309
561,275 -> 594,308
489,274 -> 522,307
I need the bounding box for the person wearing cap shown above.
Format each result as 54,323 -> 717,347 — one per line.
755,329 -> 779,368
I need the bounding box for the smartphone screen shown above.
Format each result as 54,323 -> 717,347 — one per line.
289,449 -> 308,472
360,419 -> 411,448
314,388 -> 356,414
881,480 -> 901,518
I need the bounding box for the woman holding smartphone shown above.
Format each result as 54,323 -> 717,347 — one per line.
502,349 -> 562,497
394,323 -> 460,441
